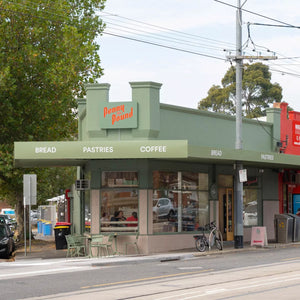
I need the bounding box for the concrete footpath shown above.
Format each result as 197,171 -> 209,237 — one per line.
13,237 -> 300,267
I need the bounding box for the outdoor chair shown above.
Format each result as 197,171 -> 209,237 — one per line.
73,235 -> 86,256
65,235 -> 77,257
90,235 -> 107,257
102,234 -> 114,256
65,235 -> 86,257
124,231 -> 139,255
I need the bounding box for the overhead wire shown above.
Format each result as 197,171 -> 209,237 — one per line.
98,11 -> 235,60
241,19 -> 300,79
2,0 -> 300,79
100,11 -> 235,48
213,0 -> 297,27
104,32 -> 226,61
1,1 -> 234,61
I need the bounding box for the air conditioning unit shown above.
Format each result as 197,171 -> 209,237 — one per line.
75,179 -> 90,190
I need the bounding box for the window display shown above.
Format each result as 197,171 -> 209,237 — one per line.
243,178 -> 258,226
101,172 -> 138,232
243,189 -> 258,226
102,171 -> 138,187
152,171 -> 209,233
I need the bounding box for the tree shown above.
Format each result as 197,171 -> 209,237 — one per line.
0,0 -> 106,239
198,63 -> 283,118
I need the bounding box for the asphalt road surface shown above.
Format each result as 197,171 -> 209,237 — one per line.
1,245 -> 300,299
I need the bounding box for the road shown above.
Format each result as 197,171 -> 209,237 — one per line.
1,245 -> 300,299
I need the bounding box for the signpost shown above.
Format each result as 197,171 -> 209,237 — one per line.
23,174 -> 37,255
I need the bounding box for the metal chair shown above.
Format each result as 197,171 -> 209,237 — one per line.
90,235 -> 106,257
65,235 -> 77,257
73,235 -> 86,256
125,231 -> 139,255
66,235 -> 86,257
102,234 -> 115,256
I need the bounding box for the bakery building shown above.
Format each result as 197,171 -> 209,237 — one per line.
14,82 -> 300,254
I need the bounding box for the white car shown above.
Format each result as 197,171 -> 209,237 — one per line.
153,198 -> 176,221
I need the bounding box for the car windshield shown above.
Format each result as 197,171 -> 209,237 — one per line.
0,226 -> 6,238
153,200 -> 158,206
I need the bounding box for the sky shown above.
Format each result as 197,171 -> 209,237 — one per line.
97,0 -> 300,111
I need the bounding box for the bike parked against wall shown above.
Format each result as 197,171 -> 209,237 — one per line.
193,221 -> 223,252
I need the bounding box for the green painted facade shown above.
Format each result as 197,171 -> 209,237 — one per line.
14,81 -> 300,169
13,81 -> 300,247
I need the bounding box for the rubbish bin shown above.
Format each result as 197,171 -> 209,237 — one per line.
37,220 -> 42,234
288,214 -> 300,242
274,214 -> 293,243
43,222 -> 52,236
54,222 -> 71,250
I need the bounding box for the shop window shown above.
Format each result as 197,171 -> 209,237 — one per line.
100,171 -> 138,232
243,185 -> 258,226
84,190 -> 91,233
153,171 -> 178,189
152,172 -> 208,233
102,171 -> 138,187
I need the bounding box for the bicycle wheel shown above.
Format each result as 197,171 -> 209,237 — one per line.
195,237 -> 206,252
215,229 -> 223,251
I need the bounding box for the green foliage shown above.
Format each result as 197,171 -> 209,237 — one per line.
0,1 -> 106,210
198,63 -> 283,118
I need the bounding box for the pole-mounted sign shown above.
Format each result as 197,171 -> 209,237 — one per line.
23,174 -> 37,255
23,174 -> 37,205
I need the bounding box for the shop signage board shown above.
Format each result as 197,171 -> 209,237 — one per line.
23,174 -> 37,205
15,141 -> 300,168
99,102 -> 138,129
15,140 -> 188,161
292,121 -> 300,146
250,226 -> 268,247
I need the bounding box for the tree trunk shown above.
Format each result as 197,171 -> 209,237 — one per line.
15,193 -> 24,241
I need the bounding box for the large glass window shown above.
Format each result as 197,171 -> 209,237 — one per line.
243,178 -> 258,226
152,171 -> 208,233
101,172 -> 138,232
84,190 -> 91,233
102,171 -> 138,187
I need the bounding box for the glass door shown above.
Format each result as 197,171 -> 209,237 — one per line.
225,188 -> 234,241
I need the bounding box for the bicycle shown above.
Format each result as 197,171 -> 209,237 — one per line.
193,221 -> 223,252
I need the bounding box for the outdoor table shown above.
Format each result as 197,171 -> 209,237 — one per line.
83,234 -> 92,258
113,233 -> 120,255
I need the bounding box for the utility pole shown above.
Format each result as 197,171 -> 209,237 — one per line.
234,0 -> 244,249
228,1 -> 277,249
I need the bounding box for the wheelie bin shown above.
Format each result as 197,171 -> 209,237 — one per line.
274,214 -> 293,243
54,222 -> 71,250
288,213 -> 300,242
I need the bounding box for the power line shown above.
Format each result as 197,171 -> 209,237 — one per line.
100,11 -> 236,48
250,22 -> 300,29
2,1 -> 300,79
104,21 -> 228,52
214,0 -> 298,27
103,31 -> 226,61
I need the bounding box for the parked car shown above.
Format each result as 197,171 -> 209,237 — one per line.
0,214 -> 17,230
153,198 -> 176,221
243,201 -> 257,226
0,223 -> 15,258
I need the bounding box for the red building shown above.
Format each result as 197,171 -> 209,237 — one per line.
277,102 -> 300,215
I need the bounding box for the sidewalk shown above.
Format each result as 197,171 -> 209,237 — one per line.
14,236 -> 300,266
